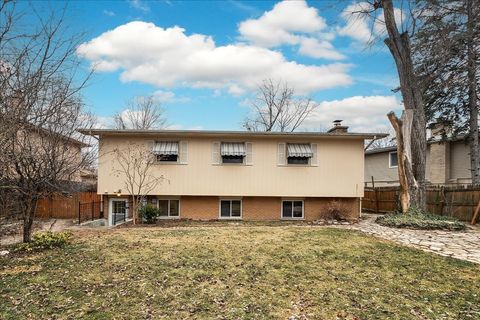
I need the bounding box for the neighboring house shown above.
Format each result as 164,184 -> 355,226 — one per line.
81,123 -> 383,225
79,169 -> 97,187
365,123 -> 472,187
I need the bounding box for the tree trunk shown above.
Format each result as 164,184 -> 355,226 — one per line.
467,0 -> 480,185
382,0 -> 427,210
22,197 -> 37,242
388,111 -> 419,213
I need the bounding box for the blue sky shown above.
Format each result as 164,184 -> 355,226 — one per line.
38,0 -> 404,132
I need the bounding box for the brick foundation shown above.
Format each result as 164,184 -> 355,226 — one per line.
103,195 -> 360,222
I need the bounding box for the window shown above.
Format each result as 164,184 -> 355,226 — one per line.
282,200 -> 304,219
220,200 -> 242,218
153,141 -> 179,163
287,157 -> 309,165
158,199 -> 180,218
286,143 -> 312,165
222,155 -> 244,163
157,154 -> 178,162
221,142 -> 245,164
389,151 -> 398,168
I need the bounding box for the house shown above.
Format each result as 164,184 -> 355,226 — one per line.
81,123 -> 384,225
365,123 -> 473,187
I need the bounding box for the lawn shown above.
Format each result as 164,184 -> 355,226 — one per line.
1,225 -> 479,319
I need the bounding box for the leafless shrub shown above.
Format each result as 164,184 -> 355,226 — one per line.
325,200 -> 351,221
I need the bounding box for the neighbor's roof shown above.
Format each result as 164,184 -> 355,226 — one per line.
365,135 -> 469,155
78,129 -> 387,140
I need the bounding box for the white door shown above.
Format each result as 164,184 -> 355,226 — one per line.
109,198 -> 128,226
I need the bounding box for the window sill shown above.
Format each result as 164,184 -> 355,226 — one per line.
218,217 -> 242,220
281,217 -> 305,220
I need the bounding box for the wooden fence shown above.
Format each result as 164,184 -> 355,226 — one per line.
36,192 -> 101,219
362,186 -> 480,222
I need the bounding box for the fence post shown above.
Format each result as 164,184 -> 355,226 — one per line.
78,202 -> 81,225
91,201 -> 94,221
371,177 -> 379,214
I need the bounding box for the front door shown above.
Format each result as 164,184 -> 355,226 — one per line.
109,198 -> 128,226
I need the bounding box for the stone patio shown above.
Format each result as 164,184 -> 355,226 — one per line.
339,213 -> 480,264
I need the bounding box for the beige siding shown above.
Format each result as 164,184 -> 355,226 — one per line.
98,135 -> 365,198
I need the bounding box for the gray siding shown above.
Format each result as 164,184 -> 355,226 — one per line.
365,140 -> 472,186
450,140 -> 471,182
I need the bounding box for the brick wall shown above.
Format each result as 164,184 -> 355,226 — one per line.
180,196 -> 360,221
103,195 -> 360,222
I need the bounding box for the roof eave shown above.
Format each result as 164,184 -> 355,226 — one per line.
77,129 -> 387,140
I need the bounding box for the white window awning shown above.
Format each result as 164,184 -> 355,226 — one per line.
152,141 -> 179,155
287,143 -> 313,157
221,142 -> 246,156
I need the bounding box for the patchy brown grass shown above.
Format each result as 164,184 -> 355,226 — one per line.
1,224 -> 479,319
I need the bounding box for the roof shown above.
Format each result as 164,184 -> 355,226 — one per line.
78,129 -> 387,140
365,146 -> 397,155
365,135 -> 469,155
24,123 -> 90,148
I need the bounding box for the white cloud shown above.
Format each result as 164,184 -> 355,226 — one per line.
298,38 -> 346,60
337,2 -> 373,43
103,10 -> 115,17
337,2 -> 405,45
302,95 -> 403,132
77,21 -> 352,95
238,0 -> 344,60
152,90 -> 190,103
238,0 -> 326,47
129,0 -> 150,13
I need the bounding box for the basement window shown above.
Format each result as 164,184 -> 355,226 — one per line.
282,200 -> 304,219
158,199 -> 180,218
220,199 -> 242,219
389,151 -> 398,168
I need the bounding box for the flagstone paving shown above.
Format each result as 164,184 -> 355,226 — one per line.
338,213 -> 480,264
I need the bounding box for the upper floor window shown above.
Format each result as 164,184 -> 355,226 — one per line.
286,143 -> 313,165
389,151 -> 398,168
221,142 -> 245,164
153,141 -> 179,163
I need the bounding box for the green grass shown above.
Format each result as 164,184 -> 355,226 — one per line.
1,225 -> 479,319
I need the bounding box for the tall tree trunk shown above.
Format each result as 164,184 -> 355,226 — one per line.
467,0 -> 480,185
388,111 -> 419,213
22,197 -> 37,242
382,0 -> 427,210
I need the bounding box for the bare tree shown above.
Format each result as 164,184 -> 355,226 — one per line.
110,142 -> 165,224
242,79 -> 318,132
114,96 -> 167,130
351,0 -> 427,212
0,2 -> 94,241
365,127 -> 397,150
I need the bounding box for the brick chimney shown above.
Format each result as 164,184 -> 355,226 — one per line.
429,119 -> 453,140
328,120 -> 349,134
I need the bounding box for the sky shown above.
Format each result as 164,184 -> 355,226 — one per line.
33,0 -> 405,133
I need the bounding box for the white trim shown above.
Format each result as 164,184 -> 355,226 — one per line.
388,151 -> 398,168
157,198 -> 181,219
281,199 -> 305,220
108,197 -> 129,226
218,199 -> 243,219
